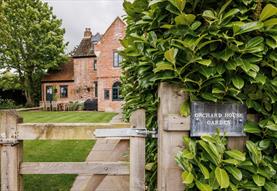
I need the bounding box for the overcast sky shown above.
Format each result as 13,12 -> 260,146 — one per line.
42,0 -> 125,52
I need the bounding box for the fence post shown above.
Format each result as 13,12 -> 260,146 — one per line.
129,109 -> 145,191
157,83 -> 189,191
0,111 -> 23,191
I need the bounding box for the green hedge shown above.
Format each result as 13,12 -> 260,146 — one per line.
121,0 -> 277,190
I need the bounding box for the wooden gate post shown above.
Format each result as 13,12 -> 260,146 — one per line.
158,83 -> 189,191
129,109 -> 146,191
0,111 -> 23,191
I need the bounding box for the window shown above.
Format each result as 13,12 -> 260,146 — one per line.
46,86 -> 53,101
60,85 -> 68,98
113,51 -> 122,67
93,59 -> 97,70
94,81 -> 98,97
112,81 -> 122,101
104,89 -> 109,100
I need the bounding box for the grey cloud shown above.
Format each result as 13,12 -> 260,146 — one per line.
43,0 -> 125,52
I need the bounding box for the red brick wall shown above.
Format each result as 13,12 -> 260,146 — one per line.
96,18 -> 125,112
73,57 -> 97,101
42,82 -> 75,102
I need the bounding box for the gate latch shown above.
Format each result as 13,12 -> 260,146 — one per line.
94,127 -> 157,138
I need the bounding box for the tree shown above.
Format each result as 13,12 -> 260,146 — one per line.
0,72 -> 22,90
0,0 -> 67,106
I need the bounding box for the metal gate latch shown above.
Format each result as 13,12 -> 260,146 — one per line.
94,127 -> 157,138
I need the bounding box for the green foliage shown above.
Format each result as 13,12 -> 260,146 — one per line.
121,0 -> 277,189
0,0 -> 67,106
0,72 -> 22,90
176,132 -> 277,190
0,97 -> 17,109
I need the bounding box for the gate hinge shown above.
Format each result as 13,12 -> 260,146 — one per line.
0,138 -> 19,146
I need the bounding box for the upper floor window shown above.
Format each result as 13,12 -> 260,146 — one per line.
113,51 -> 122,67
60,85 -> 68,98
93,59 -> 97,70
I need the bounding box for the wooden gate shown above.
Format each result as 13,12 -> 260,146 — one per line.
0,109 -> 146,191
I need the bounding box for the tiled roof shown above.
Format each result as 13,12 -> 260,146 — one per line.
72,28 -> 96,58
42,58 -> 74,82
72,38 -> 95,58
92,33 -> 102,44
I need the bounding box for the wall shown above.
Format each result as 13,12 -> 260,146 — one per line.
73,57 -> 97,101
96,18 -> 125,112
42,82 -> 75,102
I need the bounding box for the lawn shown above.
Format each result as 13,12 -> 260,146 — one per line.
19,111 -> 117,191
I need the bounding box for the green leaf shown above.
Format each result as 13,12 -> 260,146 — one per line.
182,171 -> 194,184
259,4 -> 277,21
145,162 -> 155,171
232,76 -> 244,89
196,181 -> 212,191
246,141 -> 262,165
169,0 -> 186,13
225,150 -> 246,161
212,48 -> 234,61
190,21 -> 202,30
264,18 -> 277,27
222,159 -> 239,165
266,123 -> 277,131
180,101 -> 190,117
154,61 -> 174,73
182,149 -> 194,159
197,59 -> 212,66
149,0 -> 166,6
225,166 -> 242,181
219,0 -> 232,16
234,21 -> 263,35
198,163 -> 210,179
259,140 -> 271,150
215,167 -> 230,189
175,14 -> 196,25
265,182 -> 277,191
253,174 -> 265,186
203,10 -> 216,20
164,48 -> 178,64
244,121 -> 261,134
201,92 -> 218,102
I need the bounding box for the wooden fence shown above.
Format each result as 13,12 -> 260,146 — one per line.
0,109 -> 146,191
157,82 -> 256,191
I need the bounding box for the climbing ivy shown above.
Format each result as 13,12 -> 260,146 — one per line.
121,0 -> 277,190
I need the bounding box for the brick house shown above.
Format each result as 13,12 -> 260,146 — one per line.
41,17 -> 125,112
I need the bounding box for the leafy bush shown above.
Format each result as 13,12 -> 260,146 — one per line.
68,101 -> 84,111
0,97 -> 17,109
121,0 -> 277,190
176,130 -> 277,190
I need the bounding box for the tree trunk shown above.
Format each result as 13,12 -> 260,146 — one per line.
24,75 -> 36,107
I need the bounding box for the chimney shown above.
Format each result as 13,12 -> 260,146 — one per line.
84,28 -> 92,38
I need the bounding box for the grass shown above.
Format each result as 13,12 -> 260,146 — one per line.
19,111 -> 117,191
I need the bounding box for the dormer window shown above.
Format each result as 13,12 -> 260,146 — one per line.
113,51 -> 122,67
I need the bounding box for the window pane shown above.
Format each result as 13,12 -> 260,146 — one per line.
60,85 -> 68,98
113,51 -> 119,67
46,86 -> 53,101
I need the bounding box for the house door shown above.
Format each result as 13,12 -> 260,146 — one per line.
46,86 -> 53,101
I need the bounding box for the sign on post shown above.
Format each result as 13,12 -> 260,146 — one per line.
190,101 -> 247,137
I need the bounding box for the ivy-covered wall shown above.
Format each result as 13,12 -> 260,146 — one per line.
121,0 -> 277,190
